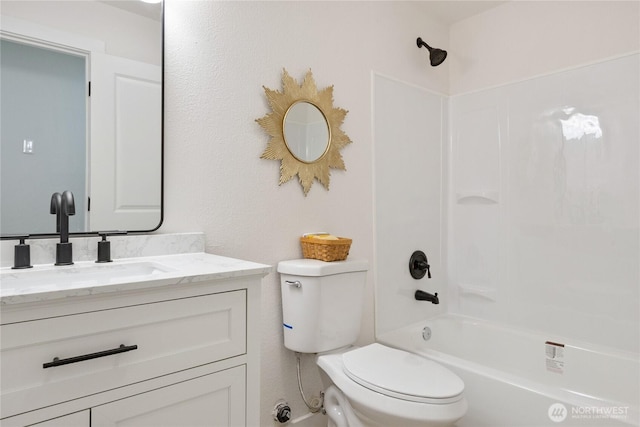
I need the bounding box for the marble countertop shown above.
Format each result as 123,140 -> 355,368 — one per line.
0,252 -> 272,306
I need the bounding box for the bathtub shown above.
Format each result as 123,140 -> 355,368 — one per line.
377,314 -> 639,427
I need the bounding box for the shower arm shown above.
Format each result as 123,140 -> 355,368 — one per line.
416,37 -> 432,50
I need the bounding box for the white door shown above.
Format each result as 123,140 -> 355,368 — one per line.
90,53 -> 161,232
91,366 -> 246,427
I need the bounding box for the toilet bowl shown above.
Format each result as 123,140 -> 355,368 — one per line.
317,344 -> 467,427
277,259 -> 467,426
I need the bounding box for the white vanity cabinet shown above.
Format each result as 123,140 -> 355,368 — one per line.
0,254 -> 268,427
26,367 -> 245,427
91,365 -> 246,426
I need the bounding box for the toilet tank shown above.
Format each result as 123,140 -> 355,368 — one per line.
277,259 -> 369,353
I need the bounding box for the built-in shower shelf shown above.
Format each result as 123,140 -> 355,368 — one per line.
458,284 -> 497,301
456,190 -> 499,204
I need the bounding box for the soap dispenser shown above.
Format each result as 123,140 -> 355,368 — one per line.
12,236 -> 33,269
96,233 -> 113,263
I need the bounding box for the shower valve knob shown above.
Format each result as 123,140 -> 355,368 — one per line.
415,260 -> 431,277
273,401 -> 291,423
409,250 -> 431,279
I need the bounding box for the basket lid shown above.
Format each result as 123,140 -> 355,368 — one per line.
277,258 -> 368,276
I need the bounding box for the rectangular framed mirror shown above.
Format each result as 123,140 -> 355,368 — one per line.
0,0 -> 163,237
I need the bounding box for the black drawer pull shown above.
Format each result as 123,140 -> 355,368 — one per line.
43,344 -> 138,369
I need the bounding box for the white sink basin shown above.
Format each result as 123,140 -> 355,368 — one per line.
0,261 -> 175,292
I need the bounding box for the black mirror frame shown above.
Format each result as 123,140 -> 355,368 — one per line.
1,2 -> 164,241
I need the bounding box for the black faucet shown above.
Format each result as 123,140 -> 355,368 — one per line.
415,290 -> 439,304
50,190 -> 75,265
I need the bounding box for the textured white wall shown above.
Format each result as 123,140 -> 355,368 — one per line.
161,1 -> 447,425
449,1 -> 640,95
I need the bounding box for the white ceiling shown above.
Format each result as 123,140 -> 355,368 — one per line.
417,1 -> 508,25
98,1 -> 503,27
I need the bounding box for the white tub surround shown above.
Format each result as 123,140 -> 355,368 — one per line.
0,246 -> 270,427
448,54 -> 639,353
373,74 -> 447,334
378,314 -> 639,427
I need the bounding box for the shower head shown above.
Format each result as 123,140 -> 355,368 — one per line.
416,37 -> 447,67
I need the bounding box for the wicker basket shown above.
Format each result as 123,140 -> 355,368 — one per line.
300,236 -> 352,262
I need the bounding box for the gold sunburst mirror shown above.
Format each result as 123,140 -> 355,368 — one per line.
257,69 -> 352,196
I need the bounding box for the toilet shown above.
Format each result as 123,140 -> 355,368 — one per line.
278,259 -> 467,427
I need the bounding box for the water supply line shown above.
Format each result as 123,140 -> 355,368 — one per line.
295,352 -> 324,413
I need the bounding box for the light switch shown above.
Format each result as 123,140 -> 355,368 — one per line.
23,139 -> 34,154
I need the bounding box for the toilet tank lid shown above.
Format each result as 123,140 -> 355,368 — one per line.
277,259 -> 369,276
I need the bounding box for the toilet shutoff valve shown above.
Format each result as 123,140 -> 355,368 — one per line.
273,400 -> 292,424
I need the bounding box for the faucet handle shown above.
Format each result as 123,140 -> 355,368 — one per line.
10,235 -> 33,269
95,231 -> 126,263
415,260 -> 431,278
96,233 -> 113,263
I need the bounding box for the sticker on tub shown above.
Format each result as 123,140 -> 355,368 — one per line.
545,341 -> 565,374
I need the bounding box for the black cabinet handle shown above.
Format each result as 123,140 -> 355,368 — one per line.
43,344 -> 138,369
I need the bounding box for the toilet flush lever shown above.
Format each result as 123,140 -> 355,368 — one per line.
285,280 -> 302,288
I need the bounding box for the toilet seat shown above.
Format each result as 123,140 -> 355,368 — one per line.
318,348 -> 468,427
342,343 -> 464,404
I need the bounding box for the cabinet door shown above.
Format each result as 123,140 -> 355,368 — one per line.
91,365 -> 246,427
32,410 -> 89,426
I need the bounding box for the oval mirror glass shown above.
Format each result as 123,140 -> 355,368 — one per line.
283,101 -> 330,163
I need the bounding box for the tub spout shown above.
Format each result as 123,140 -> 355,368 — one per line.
415,290 -> 439,304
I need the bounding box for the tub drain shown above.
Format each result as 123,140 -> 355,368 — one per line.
422,326 -> 432,341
